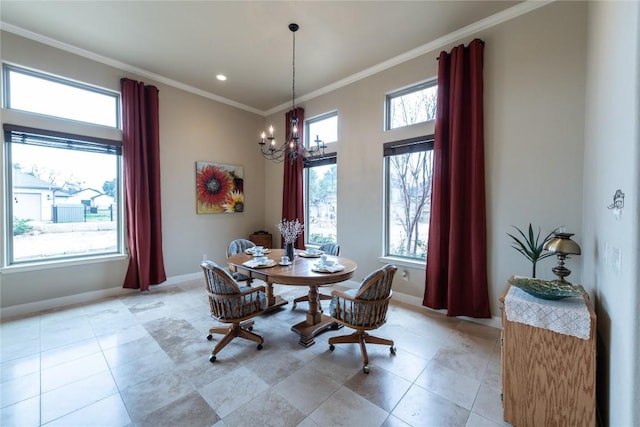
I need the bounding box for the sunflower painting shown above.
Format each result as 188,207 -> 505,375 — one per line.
196,161 -> 244,214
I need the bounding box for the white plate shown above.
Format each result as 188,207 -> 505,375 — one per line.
243,259 -> 276,268
312,264 -> 345,273
279,261 -> 292,266
245,248 -> 271,254
299,251 -> 323,258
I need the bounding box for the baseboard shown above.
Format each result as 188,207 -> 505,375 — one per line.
333,280 -> 502,329
1,271 -> 501,329
0,271 -> 203,320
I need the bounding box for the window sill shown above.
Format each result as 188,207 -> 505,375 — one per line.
1,253 -> 128,274
378,256 -> 425,270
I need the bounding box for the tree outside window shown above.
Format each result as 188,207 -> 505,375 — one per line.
385,137 -> 434,260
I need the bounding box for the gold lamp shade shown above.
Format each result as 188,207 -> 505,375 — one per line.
544,232 -> 581,283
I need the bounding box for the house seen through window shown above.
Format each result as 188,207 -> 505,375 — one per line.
3,65 -> 122,265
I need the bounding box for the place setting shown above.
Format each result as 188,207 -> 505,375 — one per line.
298,247 -> 324,258
312,254 -> 345,273
242,254 -> 276,268
278,255 -> 292,266
245,246 -> 271,255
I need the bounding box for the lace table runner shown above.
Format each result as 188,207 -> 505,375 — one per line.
504,286 -> 591,340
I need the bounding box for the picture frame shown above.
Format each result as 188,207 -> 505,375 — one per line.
195,161 -> 244,214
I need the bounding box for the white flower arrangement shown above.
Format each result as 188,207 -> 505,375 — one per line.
276,218 -> 304,244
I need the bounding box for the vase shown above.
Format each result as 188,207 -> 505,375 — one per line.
285,242 -> 295,261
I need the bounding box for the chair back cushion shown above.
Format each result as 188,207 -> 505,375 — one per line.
356,264 -> 397,300
202,260 -> 241,294
201,260 -> 266,320
318,242 -> 340,256
329,264 -> 397,327
227,239 -> 256,257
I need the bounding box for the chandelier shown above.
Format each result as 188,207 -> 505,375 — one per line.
259,23 -> 327,162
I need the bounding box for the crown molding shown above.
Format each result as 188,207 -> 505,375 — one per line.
1,1 -> 553,117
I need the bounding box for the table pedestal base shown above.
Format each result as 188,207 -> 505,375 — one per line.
265,283 -> 289,312
265,295 -> 289,312
291,314 -> 340,347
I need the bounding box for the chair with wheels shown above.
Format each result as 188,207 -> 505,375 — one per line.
328,264 -> 397,373
201,260 -> 267,362
292,242 -> 341,311
226,238 -> 256,285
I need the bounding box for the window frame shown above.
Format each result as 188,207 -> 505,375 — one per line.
305,111 -> 338,149
2,64 -> 124,267
3,63 -> 121,128
383,135 -> 434,262
5,124 -> 124,265
385,79 -> 437,131
304,153 -> 338,247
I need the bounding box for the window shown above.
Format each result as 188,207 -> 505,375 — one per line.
386,80 -> 437,130
306,111 -> 337,150
304,154 -> 337,246
4,65 -> 120,128
384,136 -> 434,260
3,65 -> 122,265
304,112 -> 338,246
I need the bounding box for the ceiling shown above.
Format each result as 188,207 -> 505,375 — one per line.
0,1 -> 523,115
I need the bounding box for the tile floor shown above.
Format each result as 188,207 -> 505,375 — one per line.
1,278 -> 507,427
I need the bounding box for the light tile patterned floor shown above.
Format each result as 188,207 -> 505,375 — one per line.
1,278 -> 507,427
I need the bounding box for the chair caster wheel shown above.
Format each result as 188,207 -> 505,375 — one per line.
206,334 -> 213,341
257,343 -> 263,350
363,365 -> 370,374
248,326 -> 253,331
209,355 -> 216,363
390,346 -> 397,355
329,344 -> 335,351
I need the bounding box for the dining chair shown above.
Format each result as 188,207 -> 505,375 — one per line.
328,263 -> 397,373
291,242 -> 341,311
201,260 -> 267,362
226,238 -> 256,285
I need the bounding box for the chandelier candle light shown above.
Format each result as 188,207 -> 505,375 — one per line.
258,23 -> 327,162
277,218 -> 303,261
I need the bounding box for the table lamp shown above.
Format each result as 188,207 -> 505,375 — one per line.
544,231 -> 581,283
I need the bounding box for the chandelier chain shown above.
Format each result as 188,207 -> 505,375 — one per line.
292,28 -> 296,112
258,23 -> 326,163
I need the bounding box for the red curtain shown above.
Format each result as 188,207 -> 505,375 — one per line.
423,39 -> 491,318
121,78 -> 166,290
281,107 -> 305,249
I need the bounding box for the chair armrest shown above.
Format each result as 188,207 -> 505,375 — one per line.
331,289 -> 356,301
239,285 -> 266,296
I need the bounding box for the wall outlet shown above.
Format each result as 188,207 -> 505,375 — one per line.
401,269 -> 409,281
202,253 -> 207,261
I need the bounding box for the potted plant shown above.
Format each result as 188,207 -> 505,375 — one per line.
507,223 -> 556,278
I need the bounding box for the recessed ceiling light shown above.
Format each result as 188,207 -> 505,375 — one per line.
216,74 -> 227,81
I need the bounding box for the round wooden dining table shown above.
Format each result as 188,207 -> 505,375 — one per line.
227,248 -> 357,347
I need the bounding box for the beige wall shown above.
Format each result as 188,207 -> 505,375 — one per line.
0,31 -> 265,309
1,2 -> 589,315
267,1 -> 587,313
3,2 -> 639,422
583,1 -> 640,424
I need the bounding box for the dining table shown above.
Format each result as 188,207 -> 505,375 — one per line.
226,248 -> 357,347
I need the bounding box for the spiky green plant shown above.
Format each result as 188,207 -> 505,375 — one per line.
507,224 -> 556,278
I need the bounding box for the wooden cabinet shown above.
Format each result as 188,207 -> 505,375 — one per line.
500,283 -> 596,427
249,232 -> 272,249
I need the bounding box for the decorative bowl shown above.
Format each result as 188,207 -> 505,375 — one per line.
508,277 -> 584,300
